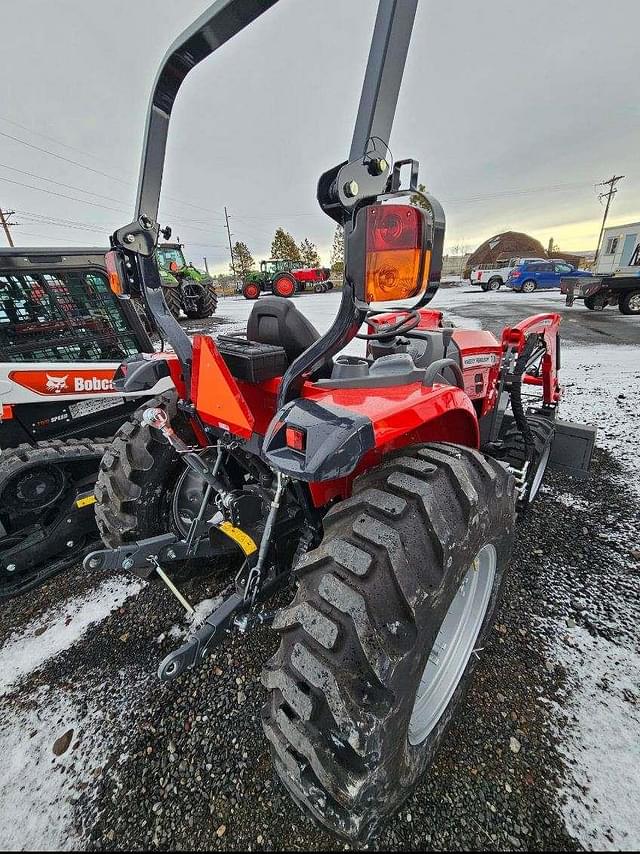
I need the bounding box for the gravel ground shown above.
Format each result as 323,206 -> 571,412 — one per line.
1,286 -> 638,851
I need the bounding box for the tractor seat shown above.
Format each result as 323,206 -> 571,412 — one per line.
247,297 -> 331,375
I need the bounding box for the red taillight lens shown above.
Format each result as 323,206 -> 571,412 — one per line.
511,270 -> 521,278
367,206 -> 421,250
285,426 -> 306,452
364,205 -> 428,302
105,250 -> 125,295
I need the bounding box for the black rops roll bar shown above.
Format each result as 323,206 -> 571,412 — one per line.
112,0 -> 279,380
111,0 -> 419,401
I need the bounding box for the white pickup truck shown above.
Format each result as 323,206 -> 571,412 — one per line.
470,257 -> 545,292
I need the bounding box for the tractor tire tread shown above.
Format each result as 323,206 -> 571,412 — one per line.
262,442 -> 516,841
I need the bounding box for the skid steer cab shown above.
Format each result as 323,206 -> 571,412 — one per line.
84,0 -> 596,843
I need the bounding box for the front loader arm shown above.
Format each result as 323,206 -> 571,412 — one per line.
502,313 -> 562,406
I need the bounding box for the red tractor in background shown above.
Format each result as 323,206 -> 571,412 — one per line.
242,258 -> 333,299
84,0 -> 595,842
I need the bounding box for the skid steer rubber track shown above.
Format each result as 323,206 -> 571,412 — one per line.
262,443 -> 516,842
0,438 -> 109,600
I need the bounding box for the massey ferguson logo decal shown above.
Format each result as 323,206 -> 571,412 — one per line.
461,353 -> 498,368
9,369 -> 117,396
45,374 -> 69,393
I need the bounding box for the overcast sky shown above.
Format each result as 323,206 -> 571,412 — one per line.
1,0 -> 638,272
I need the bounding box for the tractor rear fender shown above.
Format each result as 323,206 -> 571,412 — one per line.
263,383 -> 479,505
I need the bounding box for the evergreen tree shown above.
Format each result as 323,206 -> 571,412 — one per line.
330,225 -> 344,274
230,241 -> 255,278
299,237 -> 321,268
271,228 -> 301,262
410,183 -> 429,209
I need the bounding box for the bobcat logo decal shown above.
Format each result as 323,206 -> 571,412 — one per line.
45,374 -> 68,393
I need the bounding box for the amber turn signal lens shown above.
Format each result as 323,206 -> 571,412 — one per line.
364,205 -> 429,302
105,250 -> 125,296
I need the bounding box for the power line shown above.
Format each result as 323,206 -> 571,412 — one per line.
0,114 -> 114,164
0,126 -> 225,219
593,174 -> 625,263
0,174 -> 127,214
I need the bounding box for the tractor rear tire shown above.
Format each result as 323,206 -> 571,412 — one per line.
184,276 -> 218,319
95,391 -> 237,576
163,286 -> 183,320
272,273 -> 297,298
243,282 -> 261,300
95,391 -> 190,547
496,414 -> 554,506
262,443 -> 516,842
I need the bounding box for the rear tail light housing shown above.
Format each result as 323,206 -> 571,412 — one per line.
510,270 -> 521,278
349,204 -> 431,303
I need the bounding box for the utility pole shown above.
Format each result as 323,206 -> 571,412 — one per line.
0,207 -> 16,247
594,174 -> 624,263
224,206 -> 237,287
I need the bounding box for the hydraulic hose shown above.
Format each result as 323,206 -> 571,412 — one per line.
509,335 -> 540,462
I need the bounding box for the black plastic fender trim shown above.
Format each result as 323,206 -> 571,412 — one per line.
262,399 -> 375,482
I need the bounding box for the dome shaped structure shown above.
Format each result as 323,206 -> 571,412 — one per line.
467,231 -> 547,270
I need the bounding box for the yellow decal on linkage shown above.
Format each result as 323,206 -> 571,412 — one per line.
218,521 -> 258,556
76,494 -> 97,508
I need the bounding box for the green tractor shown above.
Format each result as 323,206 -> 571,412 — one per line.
156,243 -> 218,319
241,258 -> 333,299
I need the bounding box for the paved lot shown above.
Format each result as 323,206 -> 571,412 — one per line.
1,285 -> 638,851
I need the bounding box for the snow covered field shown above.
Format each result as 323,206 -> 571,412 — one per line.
0,285 -> 638,851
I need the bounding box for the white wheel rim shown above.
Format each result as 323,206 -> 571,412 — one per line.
408,544 -> 497,746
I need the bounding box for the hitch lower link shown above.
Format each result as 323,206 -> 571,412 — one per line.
83,406 -> 289,682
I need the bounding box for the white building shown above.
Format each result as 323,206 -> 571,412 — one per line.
595,221 -> 640,275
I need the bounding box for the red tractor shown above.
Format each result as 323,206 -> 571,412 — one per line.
85,0 -> 595,842
242,258 -> 333,299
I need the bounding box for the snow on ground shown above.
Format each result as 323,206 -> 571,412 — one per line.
162,594 -> 225,642
550,627 -> 640,851
559,344 -> 640,493
0,576 -> 144,695
0,577 -> 145,849
0,685 -> 111,851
